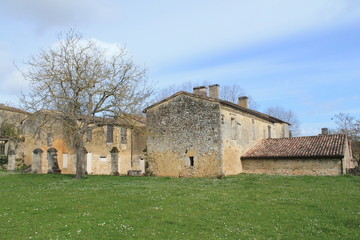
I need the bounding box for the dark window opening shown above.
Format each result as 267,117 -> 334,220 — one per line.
268,125 -> 271,139
107,125 -> 113,143
47,133 -> 52,146
121,127 -> 127,144
189,156 -> 194,167
86,128 -> 92,142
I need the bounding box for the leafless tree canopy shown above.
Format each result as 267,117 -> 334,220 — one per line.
154,81 -> 259,110
20,29 -> 152,178
332,112 -> 360,160
265,106 -> 300,137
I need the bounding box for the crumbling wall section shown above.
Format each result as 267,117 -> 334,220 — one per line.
146,95 -> 222,177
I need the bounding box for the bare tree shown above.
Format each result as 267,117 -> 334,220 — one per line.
154,82 -> 259,110
20,29 -> 152,179
332,113 -> 360,160
220,84 -> 259,110
265,106 -> 300,136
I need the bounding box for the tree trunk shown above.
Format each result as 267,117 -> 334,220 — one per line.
75,141 -> 87,179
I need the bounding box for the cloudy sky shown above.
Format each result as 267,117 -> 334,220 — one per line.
1,0 -> 360,136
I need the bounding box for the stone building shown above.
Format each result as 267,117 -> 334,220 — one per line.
144,85 -> 356,177
144,85 -> 290,177
0,105 -> 147,175
241,134 -> 356,175
0,104 -> 30,170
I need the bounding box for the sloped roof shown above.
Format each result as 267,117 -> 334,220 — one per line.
0,104 -> 30,115
241,134 -> 347,159
144,91 -> 289,124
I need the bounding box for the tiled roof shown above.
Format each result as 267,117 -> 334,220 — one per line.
144,91 -> 289,124
241,134 -> 347,159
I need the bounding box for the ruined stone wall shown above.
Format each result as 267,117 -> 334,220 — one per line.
220,106 -> 285,175
242,158 -> 342,175
22,114 -> 146,175
0,108 -> 29,164
146,95 -> 222,177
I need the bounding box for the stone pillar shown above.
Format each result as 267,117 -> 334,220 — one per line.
32,148 -> 43,174
7,150 -> 16,171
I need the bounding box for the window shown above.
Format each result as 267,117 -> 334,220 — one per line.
231,118 -> 236,140
86,128 -> 92,142
121,127 -> 127,144
63,153 -> 68,168
47,133 -> 52,146
268,125 -> 271,139
221,115 -> 224,124
107,125 -> 113,143
189,156 -> 194,167
251,119 -> 256,140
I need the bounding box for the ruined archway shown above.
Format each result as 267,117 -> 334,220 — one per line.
47,148 -> 61,174
110,147 -> 119,175
32,148 -> 43,173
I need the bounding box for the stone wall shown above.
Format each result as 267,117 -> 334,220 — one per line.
220,106 -> 290,176
22,114 -> 146,175
242,158 -> 343,175
146,94 -> 223,177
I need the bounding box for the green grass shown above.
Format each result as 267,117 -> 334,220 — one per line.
0,173 -> 359,240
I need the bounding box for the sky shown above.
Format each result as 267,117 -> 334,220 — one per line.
0,0 -> 360,136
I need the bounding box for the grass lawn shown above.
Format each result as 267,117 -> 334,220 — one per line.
0,172 -> 359,239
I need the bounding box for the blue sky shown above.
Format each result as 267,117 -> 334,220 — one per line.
1,0 -> 360,136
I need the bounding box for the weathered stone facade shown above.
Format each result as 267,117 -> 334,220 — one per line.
0,105 -> 146,175
22,114 -> 147,175
144,86 -> 355,177
0,105 -> 30,169
146,94 -> 222,177
242,159 -> 343,175
145,88 -> 290,177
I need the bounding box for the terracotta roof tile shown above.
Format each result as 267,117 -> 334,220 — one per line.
241,134 -> 347,159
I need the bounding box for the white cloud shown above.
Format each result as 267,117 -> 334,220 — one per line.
0,0 -> 116,30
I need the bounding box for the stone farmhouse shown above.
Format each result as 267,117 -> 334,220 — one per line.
144,85 -> 356,177
0,84 -> 357,176
0,105 -> 146,175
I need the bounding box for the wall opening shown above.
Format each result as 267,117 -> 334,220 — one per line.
189,156 -> 194,167
47,148 -> 61,174
107,125 -> 113,143
32,148 -> 43,173
268,125 -> 272,139
110,147 -> 119,175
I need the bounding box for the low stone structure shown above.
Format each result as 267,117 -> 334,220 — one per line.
241,134 -> 356,175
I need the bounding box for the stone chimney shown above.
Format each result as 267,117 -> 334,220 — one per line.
209,84 -> 220,99
193,86 -> 207,97
321,128 -> 329,135
238,96 -> 249,109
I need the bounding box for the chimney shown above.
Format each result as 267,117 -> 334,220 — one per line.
321,128 -> 329,135
193,86 -> 207,97
238,96 -> 249,109
209,84 -> 220,99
